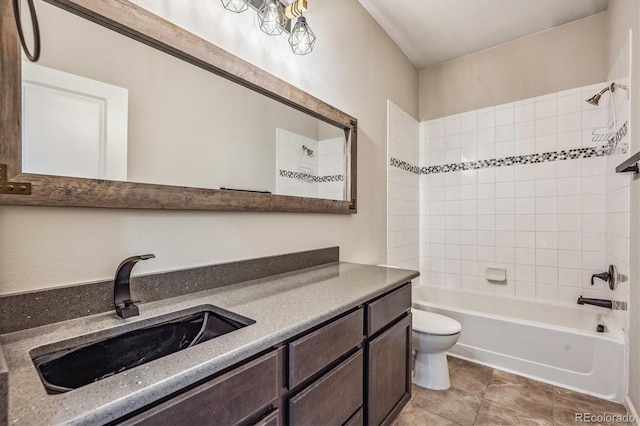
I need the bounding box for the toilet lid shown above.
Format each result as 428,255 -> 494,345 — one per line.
411,308 -> 462,335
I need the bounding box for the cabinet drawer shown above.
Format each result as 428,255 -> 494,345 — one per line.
344,408 -> 363,426
366,283 -> 411,336
288,308 -> 363,388
120,351 -> 280,426
253,409 -> 280,426
288,350 -> 363,426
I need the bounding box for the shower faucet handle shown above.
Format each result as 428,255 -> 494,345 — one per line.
590,265 -> 619,290
591,271 -> 610,286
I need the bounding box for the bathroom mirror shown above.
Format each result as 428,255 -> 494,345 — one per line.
0,0 -> 357,213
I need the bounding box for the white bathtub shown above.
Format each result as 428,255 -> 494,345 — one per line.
412,285 -> 626,402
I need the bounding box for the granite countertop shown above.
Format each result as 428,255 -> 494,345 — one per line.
0,262 -> 418,425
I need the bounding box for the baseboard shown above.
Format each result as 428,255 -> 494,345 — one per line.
625,396 -> 640,425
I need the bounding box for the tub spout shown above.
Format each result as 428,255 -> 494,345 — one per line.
577,296 -> 612,309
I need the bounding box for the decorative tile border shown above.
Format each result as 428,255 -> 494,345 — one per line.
390,145 -> 608,175
390,158 -> 420,174
279,169 -> 344,182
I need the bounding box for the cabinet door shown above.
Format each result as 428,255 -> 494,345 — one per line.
366,314 -> 412,426
120,350 -> 280,426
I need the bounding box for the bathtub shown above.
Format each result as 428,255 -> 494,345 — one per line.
412,285 -> 626,402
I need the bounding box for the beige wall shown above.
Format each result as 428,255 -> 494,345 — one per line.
0,1 -> 418,294
607,0 -> 640,416
419,13 -> 608,120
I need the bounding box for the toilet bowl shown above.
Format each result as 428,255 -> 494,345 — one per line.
411,308 -> 462,390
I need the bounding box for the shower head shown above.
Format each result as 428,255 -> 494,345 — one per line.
302,145 -> 313,156
586,93 -> 603,106
585,83 -> 616,106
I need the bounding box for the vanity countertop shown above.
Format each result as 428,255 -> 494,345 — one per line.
0,262 -> 418,425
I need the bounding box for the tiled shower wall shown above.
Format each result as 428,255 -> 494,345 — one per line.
387,101 -> 420,274
420,84 -> 614,303
388,79 -> 631,309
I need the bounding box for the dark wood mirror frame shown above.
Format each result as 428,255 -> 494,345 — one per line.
0,0 -> 357,213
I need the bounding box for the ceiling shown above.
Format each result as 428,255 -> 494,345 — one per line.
358,0 -> 609,69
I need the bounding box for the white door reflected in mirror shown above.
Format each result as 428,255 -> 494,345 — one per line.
21,62 -> 128,181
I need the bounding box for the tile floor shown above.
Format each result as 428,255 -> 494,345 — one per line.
395,356 -> 631,426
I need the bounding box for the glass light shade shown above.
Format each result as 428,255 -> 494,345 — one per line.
221,0 -> 249,13
258,0 -> 286,36
288,17 -> 315,55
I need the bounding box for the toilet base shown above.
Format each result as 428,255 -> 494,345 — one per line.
413,351 -> 451,390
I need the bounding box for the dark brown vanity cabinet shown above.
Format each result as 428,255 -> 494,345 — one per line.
117,283 -> 412,426
365,283 -> 413,426
284,283 -> 412,426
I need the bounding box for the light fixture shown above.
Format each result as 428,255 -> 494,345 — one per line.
257,0 -> 286,36
288,16 -> 315,55
285,0 -> 307,19
221,0 -> 249,13
222,0 -> 316,55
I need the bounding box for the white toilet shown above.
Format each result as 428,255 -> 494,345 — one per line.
411,308 -> 462,390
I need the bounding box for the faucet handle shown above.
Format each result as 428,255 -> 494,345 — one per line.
591,271 -> 610,286
590,265 -> 619,290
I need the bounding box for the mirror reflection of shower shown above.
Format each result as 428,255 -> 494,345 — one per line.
275,126 -> 346,200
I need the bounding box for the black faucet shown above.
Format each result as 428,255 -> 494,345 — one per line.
591,270 -> 611,286
114,254 -> 155,319
577,296 -> 612,309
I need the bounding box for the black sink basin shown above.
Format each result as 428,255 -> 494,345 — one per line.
31,308 -> 255,394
